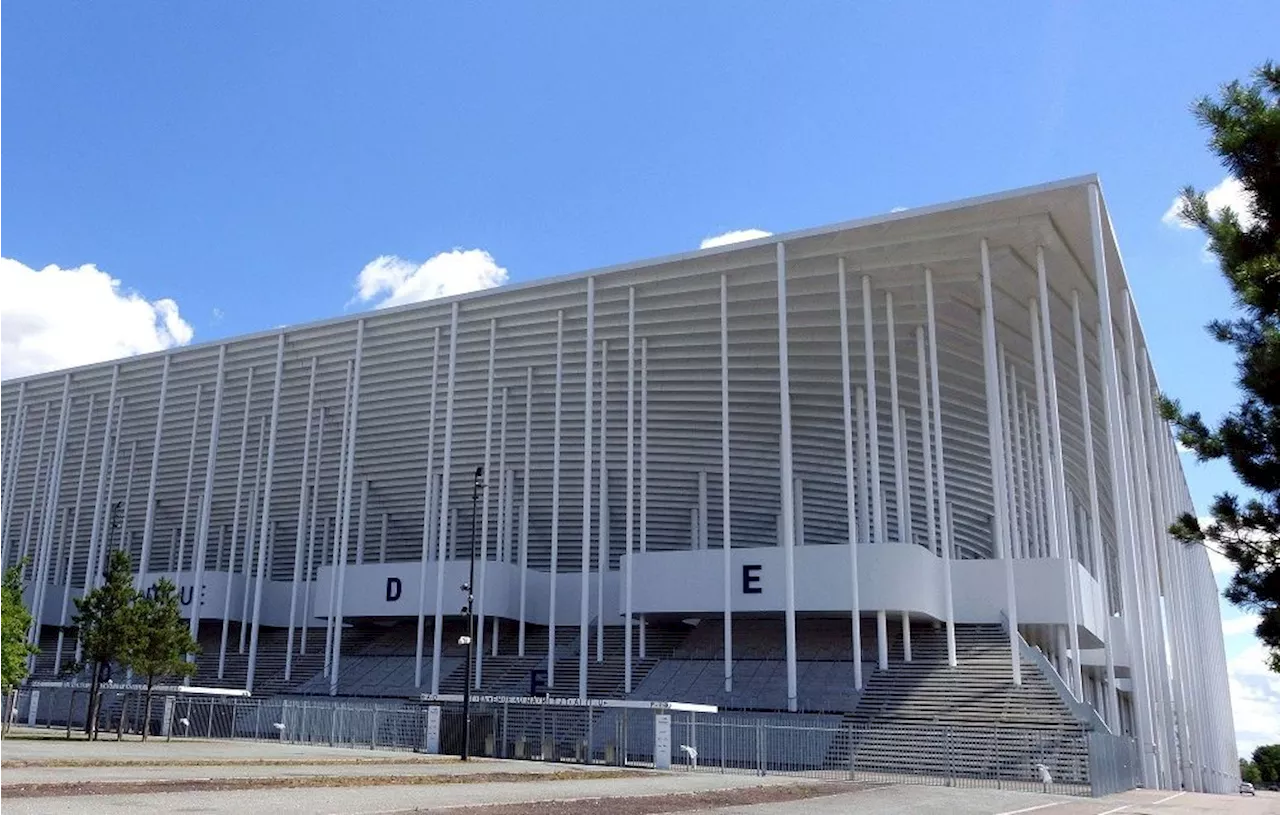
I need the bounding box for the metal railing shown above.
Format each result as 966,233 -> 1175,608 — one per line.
6,688 -> 1136,797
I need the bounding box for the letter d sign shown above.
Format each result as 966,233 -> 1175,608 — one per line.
386,577 -> 402,602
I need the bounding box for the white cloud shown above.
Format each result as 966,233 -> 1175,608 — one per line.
354,249 -> 509,310
1162,176 -> 1257,229
699,229 -> 772,249
1227,642 -> 1280,756
211,307 -> 225,324
1222,613 -> 1261,637
0,258 -> 193,380
890,206 -> 908,213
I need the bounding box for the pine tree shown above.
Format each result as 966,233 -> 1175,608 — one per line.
71,549 -> 138,740
1162,62 -> 1280,671
125,579 -> 199,740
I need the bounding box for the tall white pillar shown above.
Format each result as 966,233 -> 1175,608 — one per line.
475,319 -> 498,688
578,277 -> 595,701
415,327 -> 440,687
219,368 -> 255,679
247,333 -> 286,693
286,356 -> 319,681
241,417 -> 267,654
330,321 -> 365,695
775,243 -> 799,712
138,356 -> 171,582
719,275 -> 733,692
639,338 -> 648,660
431,306 -> 460,694
190,346 -> 227,652
625,288 -> 637,690
302,407 -> 327,656
980,238 -> 1021,686
546,310 -> 565,689
596,341 -> 609,663
838,263 -> 863,689
519,367 -> 533,659
1088,184 -> 1155,786
862,277 -> 884,544
55,394 -> 96,670
886,293 -> 906,543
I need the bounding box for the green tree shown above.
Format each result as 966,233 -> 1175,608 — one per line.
71,550 -> 138,740
124,579 -> 199,740
0,562 -> 38,742
1254,744 -> 1280,784
1161,62 -> 1280,672
1242,757 -> 1262,785
1,562 -> 38,694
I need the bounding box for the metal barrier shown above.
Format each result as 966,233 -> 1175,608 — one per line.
5,689 -> 1136,797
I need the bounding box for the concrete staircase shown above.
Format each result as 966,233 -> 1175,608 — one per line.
828,624 -> 1090,783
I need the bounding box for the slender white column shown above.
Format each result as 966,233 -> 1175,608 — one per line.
719,275 -> 733,692
21,404 -> 52,577
1009,368 -> 1030,560
117,441 -> 139,557
901,612 -> 912,662
876,609 -> 888,670
925,271 -> 956,666
579,277 -> 595,701
91,396 -> 126,586
302,407 -> 327,656
639,337 -> 648,660
1036,251 -> 1084,697
596,341 -> 608,662
240,418 -> 266,654
1024,396 -> 1044,560
775,243 -> 799,712
325,361 -> 355,677
189,347 -> 227,657
886,293 -> 906,543
31,378 -> 73,645
474,319 -> 499,688
175,385 -> 205,591
915,326 -> 937,562
330,322 -> 365,695
998,350 -> 1022,566
430,305 -> 460,695
545,311 -> 566,687
625,288 -> 637,689
285,356 -> 319,681
519,369 -> 534,657
857,386 -> 870,547
980,239 -> 1021,685
138,356 -> 172,582
1123,295 -> 1171,784
495,386 -> 511,661
1088,184 -> 1155,785
218,368 -> 255,679
55,394 -> 96,669
415,327 -> 440,687
0,383 -> 28,556
862,277 -> 884,544
248,335 -> 286,693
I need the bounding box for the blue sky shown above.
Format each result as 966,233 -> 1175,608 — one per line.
3,3 -> 1278,753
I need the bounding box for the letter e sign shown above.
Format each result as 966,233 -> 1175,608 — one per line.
742,564 -> 762,594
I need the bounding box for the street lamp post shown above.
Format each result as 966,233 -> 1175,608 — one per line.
460,465 -> 483,761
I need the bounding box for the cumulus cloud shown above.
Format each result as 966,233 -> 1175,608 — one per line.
699,229 -> 772,250
1222,613 -> 1262,637
354,249 -> 508,310
1227,642 -> 1280,755
1,258 -> 193,380
890,206 -> 909,213
1162,176 -> 1257,229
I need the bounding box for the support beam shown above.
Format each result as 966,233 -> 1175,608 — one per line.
579,277 -> 595,701
55,394 -> 96,670
302,407 -> 327,656
330,321 -> 365,696
326,361 -> 355,678
596,341 -> 608,663
286,356 -> 319,681
415,329 -> 441,688
218,368 -> 255,679
519,367 -> 533,658
625,287 -> 637,691
775,242 -> 799,712
979,238 -> 1021,686
547,311 -> 564,688
925,269 -> 956,666
720,274 -> 733,693
190,347 -> 227,655
862,277 -> 884,544
138,356 -> 172,583
475,319 -> 498,688
430,305 -> 460,695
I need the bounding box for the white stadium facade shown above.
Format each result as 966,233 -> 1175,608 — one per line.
3,176 -> 1238,791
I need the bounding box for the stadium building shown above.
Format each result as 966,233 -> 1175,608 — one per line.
2,176 -> 1237,791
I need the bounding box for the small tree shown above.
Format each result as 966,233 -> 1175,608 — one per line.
1,562 -> 38,696
72,550 -> 137,740
1242,757 -> 1262,785
124,579 -> 199,740
1254,744 -> 1280,784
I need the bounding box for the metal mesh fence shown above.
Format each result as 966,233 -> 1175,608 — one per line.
5,688 -> 1136,797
